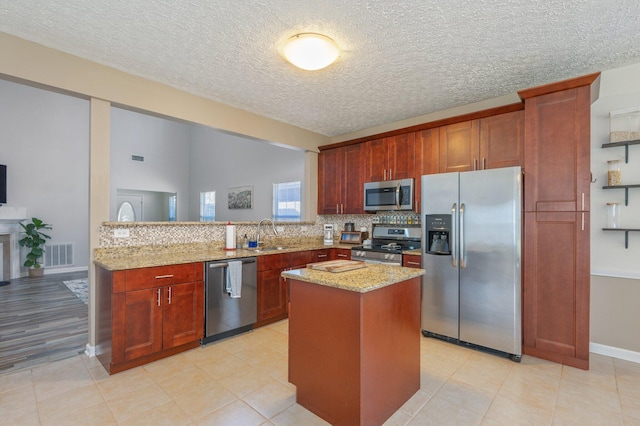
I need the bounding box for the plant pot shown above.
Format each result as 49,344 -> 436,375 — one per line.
28,268 -> 44,278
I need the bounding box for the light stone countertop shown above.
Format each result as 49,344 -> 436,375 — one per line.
94,239 -> 359,271
281,264 -> 425,293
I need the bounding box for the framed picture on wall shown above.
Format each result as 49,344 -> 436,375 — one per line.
228,185 -> 253,209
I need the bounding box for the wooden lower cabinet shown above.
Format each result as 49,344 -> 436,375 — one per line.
96,262 -> 204,374
523,211 -> 590,369
402,254 -> 421,268
332,248 -> 351,260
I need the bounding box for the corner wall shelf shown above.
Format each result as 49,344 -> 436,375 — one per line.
601,139 -> 640,163
602,228 -> 640,249
602,184 -> 640,206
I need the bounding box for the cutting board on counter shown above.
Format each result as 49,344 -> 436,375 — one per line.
307,259 -> 367,273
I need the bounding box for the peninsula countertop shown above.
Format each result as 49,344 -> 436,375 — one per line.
281,264 -> 425,293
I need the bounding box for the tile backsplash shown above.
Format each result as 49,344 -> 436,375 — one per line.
98,213 -> 420,248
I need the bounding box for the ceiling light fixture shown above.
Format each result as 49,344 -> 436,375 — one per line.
283,33 -> 340,71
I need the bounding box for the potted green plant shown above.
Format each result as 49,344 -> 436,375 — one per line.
19,217 -> 52,277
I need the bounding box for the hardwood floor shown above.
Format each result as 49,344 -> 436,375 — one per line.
0,270 -> 88,374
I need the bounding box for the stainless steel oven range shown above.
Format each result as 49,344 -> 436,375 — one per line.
351,224 -> 421,265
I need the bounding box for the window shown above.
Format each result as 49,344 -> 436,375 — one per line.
200,191 -> 216,222
273,181 -> 301,221
168,194 -> 177,222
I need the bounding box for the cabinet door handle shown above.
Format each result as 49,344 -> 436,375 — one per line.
473,158 -> 477,171
482,158 -> 486,170
157,288 -> 161,306
168,287 -> 172,304
384,169 -> 387,180
336,204 -> 339,214
155,274 -> 174,279
581,192 -> 585,211
581,212 -> 585,231
341,204 -> 344,214
407,261 -> 421,266
317,254 -> 328,258
337,253 -> 348,258
389,169 -> 392,180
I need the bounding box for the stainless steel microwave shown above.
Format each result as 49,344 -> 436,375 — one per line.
364,178 -> 414,211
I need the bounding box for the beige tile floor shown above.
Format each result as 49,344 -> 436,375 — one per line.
1,319 -> 639,426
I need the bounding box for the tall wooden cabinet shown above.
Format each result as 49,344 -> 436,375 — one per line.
96,262 -> 204,374
519,73 -> 600,370
318,144 -> 365,214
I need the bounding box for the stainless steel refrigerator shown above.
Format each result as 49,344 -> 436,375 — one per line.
421,166 -> 522,359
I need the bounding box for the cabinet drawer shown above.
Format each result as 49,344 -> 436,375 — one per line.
332,248 -> 351,260
123,262 -> 204,292
403,254 -> 422,268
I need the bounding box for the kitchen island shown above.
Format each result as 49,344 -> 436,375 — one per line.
282,264 -> 425,426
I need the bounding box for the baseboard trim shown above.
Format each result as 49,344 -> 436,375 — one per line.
85,343 -> 96,358
590,342 -> 640,364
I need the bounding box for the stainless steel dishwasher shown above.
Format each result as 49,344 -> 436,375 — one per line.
203,257 -> 257,344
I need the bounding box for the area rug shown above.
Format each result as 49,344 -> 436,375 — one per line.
63,279 -> 88,305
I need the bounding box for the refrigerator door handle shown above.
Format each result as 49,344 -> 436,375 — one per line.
451,203 -> 457,268
460,203 -> 466,268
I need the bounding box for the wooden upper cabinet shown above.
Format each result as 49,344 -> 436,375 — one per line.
415,128 -> 440,213
317,144 -> 365,214
479,111 -> 524,170
318,147 -> 343,215
523,86 -> 592,212
365,134 -> 415,182
439,120 -> 480,173
342,144 -> 365,214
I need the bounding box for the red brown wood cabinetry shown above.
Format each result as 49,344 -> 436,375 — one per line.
523,211 -> 590,369
257,253 -> 290,325
439,113 -> 523,174
332,248 -> 351,260
318,144 -> 365,214
519,72 -> 600,370
439,120 -> 480,173
415,128 -> 440,212
365,134 -> 415,182
402,254 -> 421,268
523,88 -> 592,213
96,262 -> 204,374
479,111 -> 524,170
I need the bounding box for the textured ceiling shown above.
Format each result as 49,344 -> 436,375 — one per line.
1,1 -> 640,138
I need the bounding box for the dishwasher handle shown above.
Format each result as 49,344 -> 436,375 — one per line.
208,258 -> 256,269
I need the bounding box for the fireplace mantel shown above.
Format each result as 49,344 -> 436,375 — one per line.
0,206 -> 27,280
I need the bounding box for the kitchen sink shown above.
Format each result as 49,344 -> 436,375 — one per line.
252,246 -> 287,252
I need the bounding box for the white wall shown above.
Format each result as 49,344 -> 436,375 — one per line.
0,79 -> 90,272
189,126 -> 305,222
110,107 -> 192,221
590,62 -> 640,355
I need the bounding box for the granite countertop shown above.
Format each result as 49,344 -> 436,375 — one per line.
94,240 -> 359,271
281,264 -> 425,293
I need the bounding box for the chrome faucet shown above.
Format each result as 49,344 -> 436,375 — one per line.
256,218 -> 278,246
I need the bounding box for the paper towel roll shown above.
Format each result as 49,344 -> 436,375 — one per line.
225,223 -> 236,250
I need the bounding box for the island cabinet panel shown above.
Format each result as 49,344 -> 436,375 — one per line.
317,144 -> 365,214
523,87 -> 591,213
523,211 -> 590,369
289,277 -> 421,426
96,262 -> 204,374
365,134 -> 415,182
